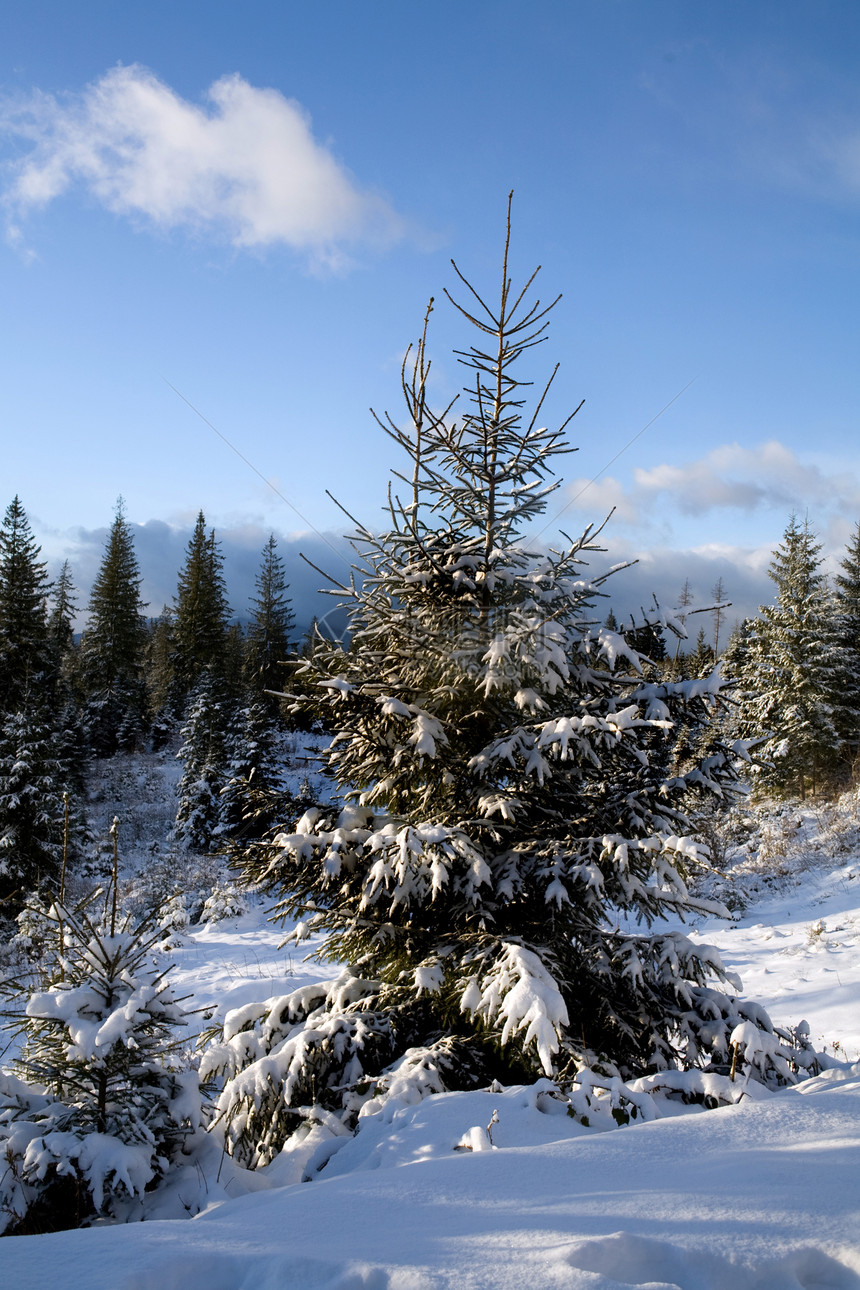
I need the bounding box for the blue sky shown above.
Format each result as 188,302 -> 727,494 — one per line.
1,1 -> 859,637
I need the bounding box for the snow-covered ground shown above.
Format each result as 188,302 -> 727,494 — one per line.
3,796 -> 860,1289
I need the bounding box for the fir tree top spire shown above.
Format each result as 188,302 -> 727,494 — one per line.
246,533 -> 294,711
371,192 -> 578,589
79,498 -> 149,754
47,559 -> 77,658
81,498 -> 148,683
172,510 -> 230,704
0,495 -> 51,708
733,512 -> 844,797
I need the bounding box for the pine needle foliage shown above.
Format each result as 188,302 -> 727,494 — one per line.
245,534 -> 295,715
80,500 -> 149,755
734,516 -> 845,798
0,496 -> 51,710
173,668 -> 233,853
219,201 -> 793,1163
0,702 -> 70,913
172,512 -> 231,706
834,520 -> 860,764
0,899 -> 202,1233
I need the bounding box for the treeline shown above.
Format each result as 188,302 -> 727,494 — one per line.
615,515 -> 860,801
725,515 -> 860,799
0,496 -> 301,914
4,487 -> 860,919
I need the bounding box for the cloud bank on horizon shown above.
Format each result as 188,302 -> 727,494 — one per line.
547,435 -> 860,633
563,439 -> 860,542
1,64 -> 405,267
41,505 -> 775,651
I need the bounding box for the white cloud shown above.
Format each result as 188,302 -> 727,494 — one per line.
2,65 -> 404,264
632,440 -> 840,514
564,440 -> 860,529
561,475 -> 640,526
592,537 -> 778,638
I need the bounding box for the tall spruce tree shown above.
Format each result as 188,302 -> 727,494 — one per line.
0,497 -> 51,710
79,500 -> 149,755
245,534 -> 294,714
218,699 -> 284,839
144,607 -> 177,743
47,560 -> 77,665
834,520 -> 860,765
209,205 -> 792,1166
172,512 -> 230,707
0,502 -> 77,913
44,560 -> 89,793
173,667 -> 233,852
736,516 -> 844,797
0,703 -> 68,911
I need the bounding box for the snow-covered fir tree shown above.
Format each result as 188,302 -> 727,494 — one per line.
219,699 -> 285,840
173,667 -> 233,852
46,559 -> 77,674
734,515 -> 845,797
172,512 -> 231,708
0,507 -> 86,917
834,520 -> 860,765
0,897 -> 202,1233
245,534 -> 294,717
0,496 -> 52,711
144,607 -> 178,746
722,617 -> 753,683
208,205 -> 793,1165
45,561 -> 89,798
79,499 -> 149,755
0,703 -> 69,914
688,627 -> 715,678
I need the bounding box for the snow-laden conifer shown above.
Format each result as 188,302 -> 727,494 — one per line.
172,512 -> 231,707
0,897 -> 202,1233
213,201 -> 794,1165
0,496 -> 51,710
834,520 -> 860,765
172,668 -> 233,853
734,516 -> 844,797
245,534 -> 294,716
0,703 -> 69,914
219,699 -> 285,840
79,499 -> 149,756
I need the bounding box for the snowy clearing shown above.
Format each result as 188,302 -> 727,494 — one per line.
3,802 -> 860,1289
3,1065 -> 860,1290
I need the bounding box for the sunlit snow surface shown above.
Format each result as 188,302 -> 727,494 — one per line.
167,910 -> 342,1024
696,861 -> 860,1064
4,814 -> 860,1288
